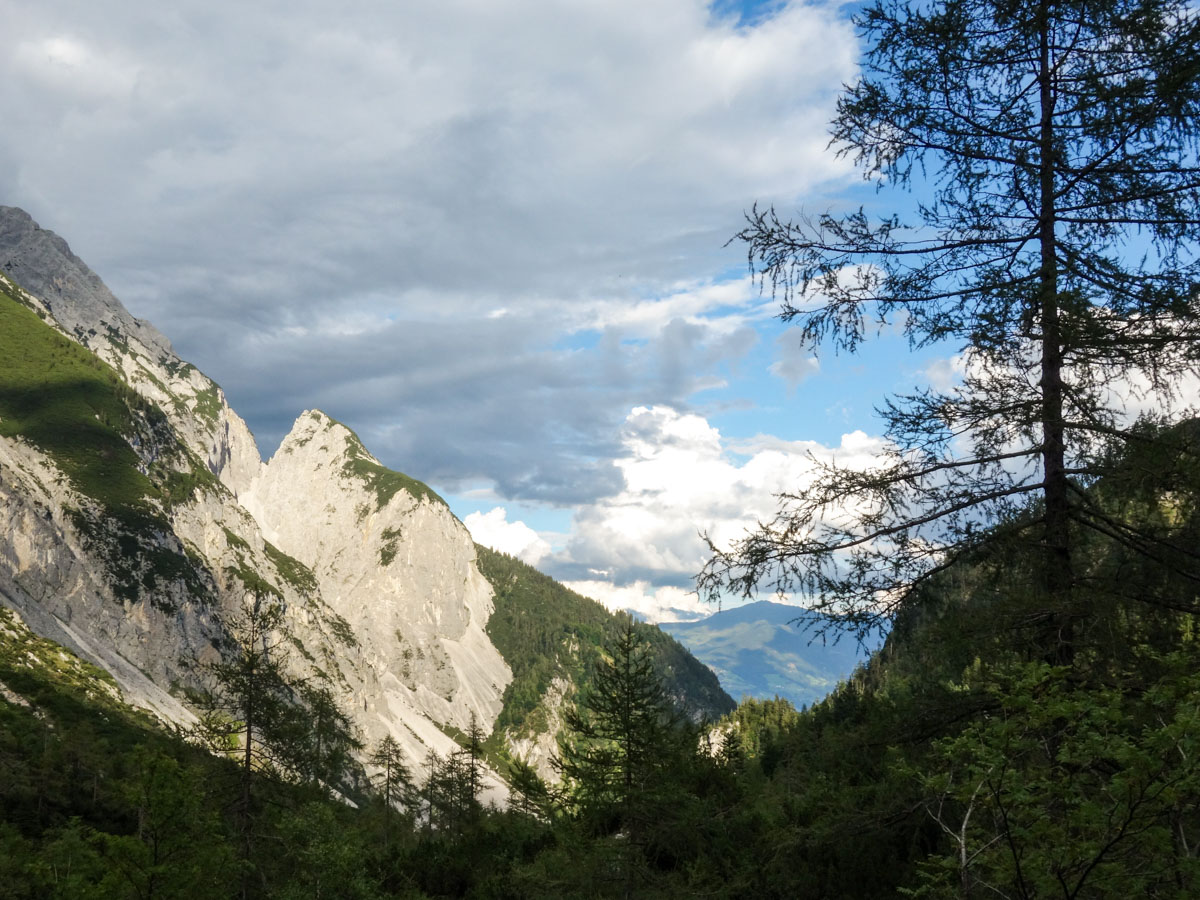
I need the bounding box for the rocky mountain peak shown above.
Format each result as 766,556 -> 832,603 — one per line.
241,407 -> 509,742
0,207 -> 260,496
0,206 -> 173,362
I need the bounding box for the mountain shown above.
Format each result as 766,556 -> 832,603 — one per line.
0,206 -> 731,791
660,601 -> 875,707
477,545 -> 734,771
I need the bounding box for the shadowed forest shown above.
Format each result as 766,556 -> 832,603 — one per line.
4,0 -> 1200,896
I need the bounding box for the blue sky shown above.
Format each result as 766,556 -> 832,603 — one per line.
1,0 -> 963,621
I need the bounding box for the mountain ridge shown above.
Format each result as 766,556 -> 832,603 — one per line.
661,600 -> 874,707
0,205 -> 732,795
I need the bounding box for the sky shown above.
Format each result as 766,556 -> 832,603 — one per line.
1,0 -> 959,623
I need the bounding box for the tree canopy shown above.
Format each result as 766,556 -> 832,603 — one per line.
701,0 -> 1200,648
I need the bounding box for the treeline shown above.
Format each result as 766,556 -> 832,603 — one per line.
3,584 -> 1200,897
0,608 -> 753,899
477,543 -> 734,734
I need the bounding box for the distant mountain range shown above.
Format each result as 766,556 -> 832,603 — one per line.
661,601 -> 878,708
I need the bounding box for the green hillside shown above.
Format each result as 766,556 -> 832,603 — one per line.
477,543 -> 734,742
710,420 -> 1200,897
0,605 -> 377,899
0,284 -> 217,606
660,601 -> 874,706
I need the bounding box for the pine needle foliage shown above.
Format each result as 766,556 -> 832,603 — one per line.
702,0 -> 1200,651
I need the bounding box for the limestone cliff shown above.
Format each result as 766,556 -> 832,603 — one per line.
0,207 -> 261,497
0,207 -> 509,791
0,433 -> 199,725
241,410 -> 512,759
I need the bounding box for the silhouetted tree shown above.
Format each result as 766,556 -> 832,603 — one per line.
702,0 -> 1200,655
555,619 -> 697,898
295,681 -> 362,797
192,596 -> 302,899
367,735 -> 411,852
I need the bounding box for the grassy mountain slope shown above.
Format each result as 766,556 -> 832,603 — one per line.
476,544 -> 734,745
0,283 -> 217,607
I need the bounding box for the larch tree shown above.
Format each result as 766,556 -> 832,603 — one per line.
295,680 -> 362,797
700,0 -> 1200,653
368,734 -> 411,852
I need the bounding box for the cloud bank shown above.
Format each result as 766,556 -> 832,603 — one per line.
1,0 -> 871,621
541,405 -> 888,620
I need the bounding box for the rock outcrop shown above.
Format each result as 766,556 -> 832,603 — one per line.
0,434 -> 199,725
0,207 -> 509,794
242,410 -> 511,762
0,207 -> 261,498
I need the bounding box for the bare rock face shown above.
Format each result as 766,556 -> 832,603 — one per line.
0,208 -> 261,498
0,208 -> 513,799
0,436 -> 207,725
0,206 -> 174,363
241,411 -> 512,764
506,675 -> 572,780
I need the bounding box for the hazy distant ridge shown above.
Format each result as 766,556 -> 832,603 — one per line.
661,601 -> 874,707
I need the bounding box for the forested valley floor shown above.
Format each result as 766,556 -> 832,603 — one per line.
3,421 -> 1200,899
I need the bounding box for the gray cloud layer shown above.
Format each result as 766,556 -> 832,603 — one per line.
2,0 -> 856,508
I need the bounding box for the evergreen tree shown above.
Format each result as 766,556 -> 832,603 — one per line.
421,749 -> 474,838
95,749 -> 233,900
273,802 -> 383,900
462,711 -> 486,818
191,596 -> 302,899
555,619 -> 697,898
419,750 -> 440,839
367,735 -> 411,852
508,757 -> 551,821
295,681 -> 362,797
702,0 -> 1200,653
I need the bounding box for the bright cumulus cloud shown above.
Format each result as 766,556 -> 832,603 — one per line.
464,507 -> 552,566
549,405 -> 890,622
560,580 -> 712,625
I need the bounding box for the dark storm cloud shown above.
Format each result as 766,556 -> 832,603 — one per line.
193,305 -> 757,505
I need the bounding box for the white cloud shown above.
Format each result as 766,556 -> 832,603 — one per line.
561,579 -> 712,625
921,354 -> 967,393
548,405 -> 889,622
0,0 -> 861,503
574,277 -> 768,336
2,1 -> 857,289
464,507 -> 552,566
769,332 -> 820,390
13,35 -> 140,101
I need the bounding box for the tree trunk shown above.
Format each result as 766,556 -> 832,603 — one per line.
1037,0 -> 1074,664
240,662 -> 255,900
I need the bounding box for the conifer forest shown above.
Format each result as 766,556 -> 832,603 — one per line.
4,0 -> 1200,897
